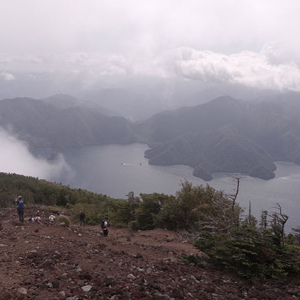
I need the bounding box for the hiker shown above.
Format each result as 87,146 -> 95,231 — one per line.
16,196 -> 24,223
28,215 -> 34,222
79,211 -> 85,226
49,214 -> 56,225
101,217 -> 110,237
34,210 -> 42,224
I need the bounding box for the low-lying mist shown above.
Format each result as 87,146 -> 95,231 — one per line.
0,128 -> 73,182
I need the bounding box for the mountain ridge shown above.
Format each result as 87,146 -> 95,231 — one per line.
0,97 -> 136,149
139,93 -> 300,180
1,92 -> 300,180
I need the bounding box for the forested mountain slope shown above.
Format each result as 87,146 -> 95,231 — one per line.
144,127 -> 276,180
0,97 -> 136,149
137,93 -> 300,180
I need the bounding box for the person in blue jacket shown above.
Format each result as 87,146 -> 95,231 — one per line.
16,195 -> 24,223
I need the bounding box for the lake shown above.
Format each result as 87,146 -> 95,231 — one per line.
58,143 -> 300,232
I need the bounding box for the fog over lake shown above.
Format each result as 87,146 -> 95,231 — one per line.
57,143 -> 300,232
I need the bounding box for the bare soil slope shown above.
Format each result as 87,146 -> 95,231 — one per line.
0,207 -> 299,300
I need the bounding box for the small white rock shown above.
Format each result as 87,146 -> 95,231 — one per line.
81,285 -> 92,292
18,287 -> 27,295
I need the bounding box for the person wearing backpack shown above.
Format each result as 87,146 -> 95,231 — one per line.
101,217 -> 110,237
79,211 -> 86,226
16,196 -> 24,223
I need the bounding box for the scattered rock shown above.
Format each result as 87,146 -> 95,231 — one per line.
134,252 -> 143,259
105,276 -> 116,286
81,285 -> 92,292
0,207 -> 299,300
18,287 -> 27,295
127,274 -> 136,280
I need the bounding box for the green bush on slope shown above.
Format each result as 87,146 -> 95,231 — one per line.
1,172 -> 300,279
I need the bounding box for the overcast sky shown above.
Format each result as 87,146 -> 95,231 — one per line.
1,0 -> 300,91
1,0 -> 300,181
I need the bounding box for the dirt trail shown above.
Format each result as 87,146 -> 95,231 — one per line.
0,207 -> 299,299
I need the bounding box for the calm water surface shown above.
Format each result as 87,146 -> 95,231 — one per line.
59,143 -> 300,232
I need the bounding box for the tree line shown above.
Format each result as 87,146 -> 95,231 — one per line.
1,172 -> 300,279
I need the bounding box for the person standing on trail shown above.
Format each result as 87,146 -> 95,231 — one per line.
101,217 -> 110,237
49,214 -> 56,225
79,211 -> 86,226
16,196 -> 24,223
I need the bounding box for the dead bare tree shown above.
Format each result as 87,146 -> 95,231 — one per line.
260,210 -> 268,230
269,203 -> 288,246
227,177 -> 241,229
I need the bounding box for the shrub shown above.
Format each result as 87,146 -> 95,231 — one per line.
194,225 -> 300,279
57,215 -> 70,227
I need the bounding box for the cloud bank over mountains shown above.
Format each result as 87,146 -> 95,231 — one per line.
0,128 -> 72,181
1,44 -> 300,92
170,45 -> 300,91
1,1 -> 300,92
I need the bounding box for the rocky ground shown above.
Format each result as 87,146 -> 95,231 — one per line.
0,206 -> 300,300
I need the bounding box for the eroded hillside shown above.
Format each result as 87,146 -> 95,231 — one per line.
0,207 -> 300,299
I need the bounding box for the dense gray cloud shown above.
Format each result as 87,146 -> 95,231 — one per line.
1,1 -> 298,52
1,0 -> 300,90
168,46 -> 300,91
0,128 -> 73,181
